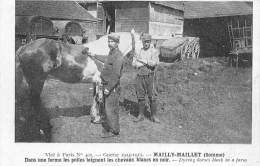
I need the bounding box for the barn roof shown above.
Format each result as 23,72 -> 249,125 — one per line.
183,1 -> 253,19
152,1 -> 184,11
78,1 -> 185,11
16,0 -> 98,22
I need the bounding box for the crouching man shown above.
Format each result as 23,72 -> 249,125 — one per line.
132,33 -> 160,123
100,34 -> 123,138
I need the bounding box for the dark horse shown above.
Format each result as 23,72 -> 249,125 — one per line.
15,31 -> 141,141
15,38 -> 102,141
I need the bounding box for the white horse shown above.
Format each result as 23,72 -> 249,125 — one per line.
84,30 -> 143,123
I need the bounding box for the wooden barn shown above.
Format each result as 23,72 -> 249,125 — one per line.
79,1 -> 184,45
15,0 -> 98,50
183,1 -> 253,57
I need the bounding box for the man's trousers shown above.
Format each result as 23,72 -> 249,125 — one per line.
101,89 -> 120,134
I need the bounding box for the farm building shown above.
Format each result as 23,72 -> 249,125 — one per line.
183,1 -> 253,57
15,1 -> 253,58
79,1 -> 184,45
15,0 -> 99,50
78,1 -> 106,38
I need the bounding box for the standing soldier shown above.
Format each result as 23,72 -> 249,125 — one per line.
132,33 -> 160,123
100,33 -> 123,138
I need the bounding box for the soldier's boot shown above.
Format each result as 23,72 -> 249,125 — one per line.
134,100 -> 145,123
100,128 -> 117,138
150,99 -> 160,123
100,119 -> 120,138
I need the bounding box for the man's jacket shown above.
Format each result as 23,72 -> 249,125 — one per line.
100,48 -> 123,92
132,46 -> 159,75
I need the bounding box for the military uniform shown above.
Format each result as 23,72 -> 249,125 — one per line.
100,35 -> 123,136
133,46 -> 159,100
132,34 -> 160,123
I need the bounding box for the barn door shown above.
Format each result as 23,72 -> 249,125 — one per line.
103,2 -> 115,34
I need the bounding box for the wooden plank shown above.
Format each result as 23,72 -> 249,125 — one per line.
15,16 -> 31,35
115,7 -> 149,21
116,20 -> 148,33
149,3 -> 184,25
115,2 -> 149,33
149,21 -> 183,37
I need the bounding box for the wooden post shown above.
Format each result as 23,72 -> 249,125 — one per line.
96,0 -> 99,36
236,53 -> 239,68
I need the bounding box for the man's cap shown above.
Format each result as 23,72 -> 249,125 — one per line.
141,33 -> 152,41
108,34 -> 120,43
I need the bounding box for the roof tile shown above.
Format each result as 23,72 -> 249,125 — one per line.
16,1 -> 97,21
184,1 -> 252,19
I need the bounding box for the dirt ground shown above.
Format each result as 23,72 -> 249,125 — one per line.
15,57 -> 252,143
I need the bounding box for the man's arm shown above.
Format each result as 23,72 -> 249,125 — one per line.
135,59 -> 156,71
132,51 -> 144,68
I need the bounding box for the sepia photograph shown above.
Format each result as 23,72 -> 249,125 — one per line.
14,0 -> 254,144
1,0 -> 260,165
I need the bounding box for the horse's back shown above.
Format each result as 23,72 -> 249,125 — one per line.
16,38 -> 55,59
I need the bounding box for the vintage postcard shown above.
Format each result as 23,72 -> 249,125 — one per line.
0,0 -> 259,165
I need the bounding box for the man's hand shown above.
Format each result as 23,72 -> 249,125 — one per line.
135,59 -> 155,70
88,52 -> 95,57
104,88 -> 109,95
147,61 -> 156,67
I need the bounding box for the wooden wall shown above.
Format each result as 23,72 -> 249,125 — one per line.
97,4 -> 106,35
149,3 -> 184,37
114,2 -> 184,36
115,2 -> 149,33
184,15 -> 252,57
15,16 -> 31,35
149,22 -> 183,37
83,3 -> 106,35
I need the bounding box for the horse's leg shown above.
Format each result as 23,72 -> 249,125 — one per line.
26,75 -> 51,141
90,97 -> 101,123
82,58 -> 103,123
90,83 -> 102,124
